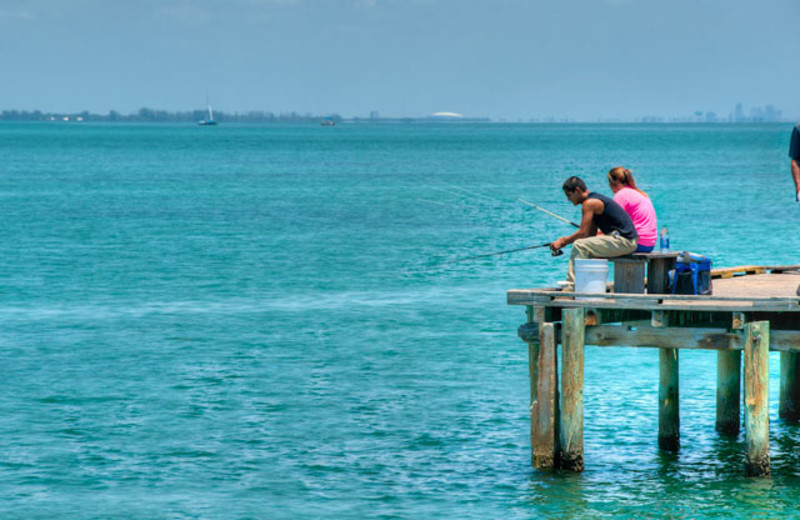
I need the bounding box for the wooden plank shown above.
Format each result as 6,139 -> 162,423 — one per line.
559,308 -> 585,472
716,350 -> 741,435
711,264 -> 800,278
659,348 -> 680,451
508,296 -> 800,313
779,352 -> 800,421
766,265 -> 800,273
509,287 -> 800,311
712,265 -> 767,279
509,273 -> 800,308
629,252 -> 681,260
532,323 -> 559,469
524,324 -> 800,352
587,325 -> 737,350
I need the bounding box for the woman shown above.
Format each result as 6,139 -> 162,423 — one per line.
607,167 -> 657,253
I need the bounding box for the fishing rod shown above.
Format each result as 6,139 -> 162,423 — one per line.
517,197 -> 580,228
433,182 -> 580,230
435,242 -> 563,267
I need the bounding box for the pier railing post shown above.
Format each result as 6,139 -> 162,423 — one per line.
659,348 -> 680,451
559,308 -> 585,471
779,351 -> 800,421
531,322 -> 559,469
744,320 -> 770,477
716,350 -> 741,435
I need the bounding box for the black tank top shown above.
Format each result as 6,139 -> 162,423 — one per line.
586,192 -> 638,240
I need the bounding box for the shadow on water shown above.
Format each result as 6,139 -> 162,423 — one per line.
771,418 -> 800,474
515,470 -> 590,518
512,429 -> 782,518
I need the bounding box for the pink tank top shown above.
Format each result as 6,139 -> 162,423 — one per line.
613,187 -> 657,247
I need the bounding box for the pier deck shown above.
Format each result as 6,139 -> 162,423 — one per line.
508,267 -> 800,476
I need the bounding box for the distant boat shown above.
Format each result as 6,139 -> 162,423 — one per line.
198,103 -> 217,126
321,117 -> 335,126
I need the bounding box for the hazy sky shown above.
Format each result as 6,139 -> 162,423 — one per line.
1,0 -> 798,119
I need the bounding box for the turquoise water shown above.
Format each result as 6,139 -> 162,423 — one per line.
1,122 -> 799,518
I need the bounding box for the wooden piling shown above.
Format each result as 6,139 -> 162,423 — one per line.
716,350 -> 741,435
559,308 -> 585,471
779,352 -> 800,421
526,306 -> 540,466
658,348 -> 680,451
531,322 -> 559,469
744,321 -> 770,477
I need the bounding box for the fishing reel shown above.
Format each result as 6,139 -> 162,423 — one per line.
551,249 -> 564,257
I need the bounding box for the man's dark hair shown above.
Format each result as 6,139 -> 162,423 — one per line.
562,176 -> 587,193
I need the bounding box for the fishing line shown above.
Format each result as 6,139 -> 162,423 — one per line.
436,182 -> 579,230
429,242 -> 562,268
416,198 -> 454,207
430,186 -> 495,204
438,183 -> 499,203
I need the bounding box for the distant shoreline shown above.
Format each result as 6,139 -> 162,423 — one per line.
0,109 -> 795,125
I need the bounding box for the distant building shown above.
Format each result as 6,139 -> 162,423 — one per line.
428,111 -> 464,120
729,103 -> 783,123
764,105 -> 781,122
370,111 -> 380,121
735,103 -> 745,123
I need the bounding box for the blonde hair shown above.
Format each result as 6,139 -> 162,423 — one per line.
608,167 -> 648,198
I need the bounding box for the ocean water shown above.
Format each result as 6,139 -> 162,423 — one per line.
0,121 -> 799,519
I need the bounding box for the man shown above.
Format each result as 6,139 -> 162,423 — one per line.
791,122 -> 800,202
550,176 -> 638,291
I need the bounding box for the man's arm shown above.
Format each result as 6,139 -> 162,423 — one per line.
550,199 -> 602,251
792,159 -> 800,202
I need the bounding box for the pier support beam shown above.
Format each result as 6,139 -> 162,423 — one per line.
716,350 -> 741,435
531,322 -> 559,469
658,348 -> 680,451
744,321 -> 770,477
779,352 -> 800,421
559,308 -> 585,471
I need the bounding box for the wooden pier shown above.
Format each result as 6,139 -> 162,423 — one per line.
509,258 -> 800,477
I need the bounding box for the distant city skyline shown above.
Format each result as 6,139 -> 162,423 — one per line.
0,0 -> 797,121
0,101 -> 794,124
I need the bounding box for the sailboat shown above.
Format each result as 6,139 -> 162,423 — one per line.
198,103 -> 217,126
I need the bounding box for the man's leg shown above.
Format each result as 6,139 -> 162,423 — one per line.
564,239 -> 588,289
564,235 -> 637,290
579,234 -> 638,259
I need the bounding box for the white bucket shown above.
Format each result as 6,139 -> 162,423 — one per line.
574,259 -> 608,299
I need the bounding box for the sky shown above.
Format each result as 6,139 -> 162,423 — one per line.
0,0 -> 798,120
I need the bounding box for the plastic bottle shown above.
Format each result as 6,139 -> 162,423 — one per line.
659,227 -> 670,253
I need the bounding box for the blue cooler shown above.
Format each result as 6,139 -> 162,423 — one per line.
671,252 -> 713,295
